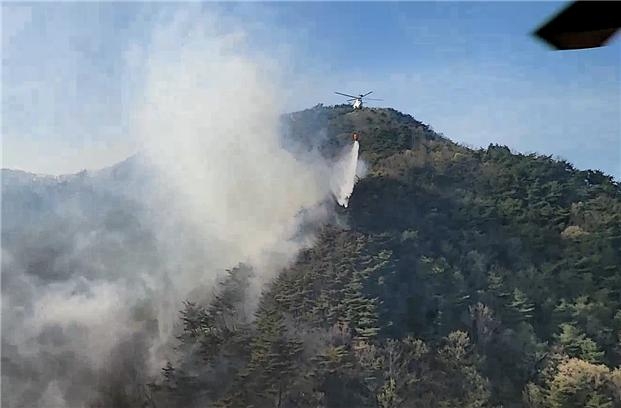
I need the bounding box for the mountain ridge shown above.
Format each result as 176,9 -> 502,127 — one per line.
4,106 -> 615,184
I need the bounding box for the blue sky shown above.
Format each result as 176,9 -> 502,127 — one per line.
2,2 -> 620,177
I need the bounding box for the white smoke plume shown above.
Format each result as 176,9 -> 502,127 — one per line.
1,7 -> 348,407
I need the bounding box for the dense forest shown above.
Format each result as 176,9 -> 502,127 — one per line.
127,106 -> 620,407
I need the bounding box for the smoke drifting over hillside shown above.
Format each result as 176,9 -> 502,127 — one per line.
1,8 -> 359,407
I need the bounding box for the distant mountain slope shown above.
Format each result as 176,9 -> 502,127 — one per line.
154,105 -> 621,408
2,154 -> 153,279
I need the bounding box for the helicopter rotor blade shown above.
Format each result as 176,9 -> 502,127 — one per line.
335,91 -> 358,99
366,98 -> 383,101
362,91 -> 374,97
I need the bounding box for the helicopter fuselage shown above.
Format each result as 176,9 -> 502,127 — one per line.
352,98 -> 363,109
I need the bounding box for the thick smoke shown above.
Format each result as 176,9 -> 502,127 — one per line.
1,8 -> 351,407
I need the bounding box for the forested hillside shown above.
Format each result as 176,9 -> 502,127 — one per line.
146,105 -> 621,408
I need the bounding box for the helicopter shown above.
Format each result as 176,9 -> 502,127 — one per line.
334,91 -> 383,109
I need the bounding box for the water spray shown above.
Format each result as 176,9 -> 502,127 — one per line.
335,138 -> 360,208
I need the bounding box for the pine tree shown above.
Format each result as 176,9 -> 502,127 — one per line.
557,323 -> 605,363
242,298 -> 304,406
507,288 -> 536,324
